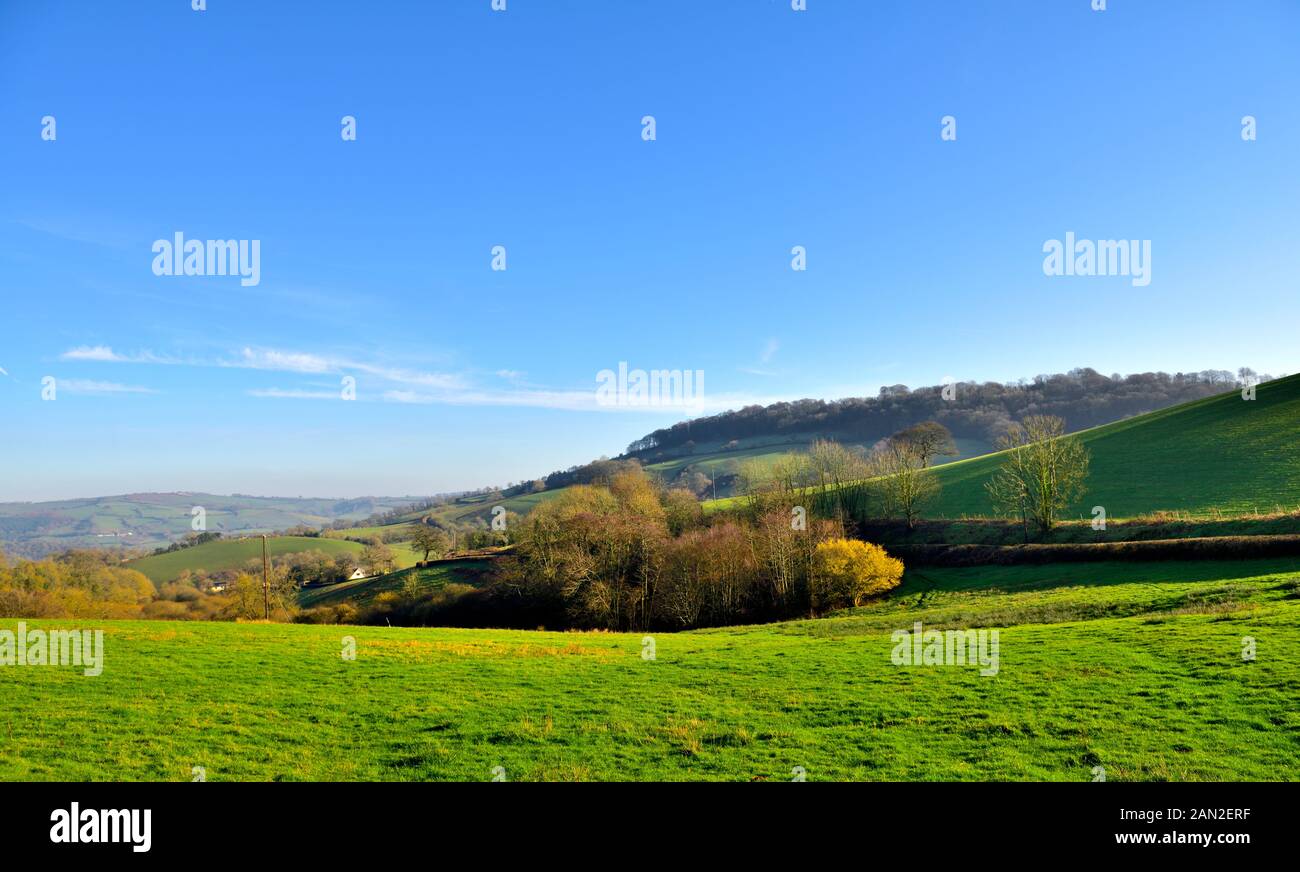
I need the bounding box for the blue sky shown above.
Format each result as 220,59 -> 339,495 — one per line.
1,0 -> 1297,502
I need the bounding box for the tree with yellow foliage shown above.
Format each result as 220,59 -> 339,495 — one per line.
810,539 -> 903,612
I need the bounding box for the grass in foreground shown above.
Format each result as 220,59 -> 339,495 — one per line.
2,558 -> 1297,781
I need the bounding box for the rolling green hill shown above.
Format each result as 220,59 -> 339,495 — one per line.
923,373 -> 1300,520
128,536 -> 368,585
4,555 -> 1297,780
706,374 -> 1300,522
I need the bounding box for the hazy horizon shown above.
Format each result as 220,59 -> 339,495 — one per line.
2,363 -> 1279,503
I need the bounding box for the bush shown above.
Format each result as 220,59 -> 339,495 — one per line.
142,600 -> 191,620
293,602 -> 359,625
358,583 -> 490,627
811,539 -> 903,611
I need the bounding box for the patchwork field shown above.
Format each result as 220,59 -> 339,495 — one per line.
4,558 -> 1296,781
127,536 -> 370,585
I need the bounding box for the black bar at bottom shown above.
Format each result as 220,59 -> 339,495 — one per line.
0,781 -> 1285,859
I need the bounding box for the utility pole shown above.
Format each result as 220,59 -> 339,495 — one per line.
262,534 -> 270,620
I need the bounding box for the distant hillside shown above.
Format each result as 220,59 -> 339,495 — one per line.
0,493 -> 426,559
625,368 -> 1264,462
638,432 -> 991,498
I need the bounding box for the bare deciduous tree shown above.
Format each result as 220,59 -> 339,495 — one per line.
805,440 -> 872,521
985,415 -> 1090,540
870,441 -> 938,530
361,543 -> 397,576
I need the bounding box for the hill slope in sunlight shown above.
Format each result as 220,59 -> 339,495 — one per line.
925,373 -> 1300,519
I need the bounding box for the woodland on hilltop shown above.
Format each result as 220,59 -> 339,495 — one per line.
623,368 -> 1268,458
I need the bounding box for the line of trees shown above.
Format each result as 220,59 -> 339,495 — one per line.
0,548 -> 249,621
149,530 -> 223,556
739,415 -> 1091,540
489,467 -> 904,631
738,430 -> 942,531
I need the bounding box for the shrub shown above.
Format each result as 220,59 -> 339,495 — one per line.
293,603 -> 360,625
811,539 -> 903,611
142,600 -> 191,620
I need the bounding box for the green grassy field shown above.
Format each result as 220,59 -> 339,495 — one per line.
643,440 -> 807,483
4,557 -> 1296,781
322,523 -> 418,541
127,536 -> 368,585
299,559 -> 492,608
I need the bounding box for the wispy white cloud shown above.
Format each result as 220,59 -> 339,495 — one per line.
231,347 -> 333,374
60,345 -> 175,364
61,345 -> 125,362
382,390 -> 435,405
352,361 -> 464,390
63,342 -> 464,390
383,386 -> 791,414
59,342 -> 787,412
229,347 -> 464,389
58,379 -> 158,395
738,339 -> 782,376
384,387 -> 602,411
247,387 -> 340,400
